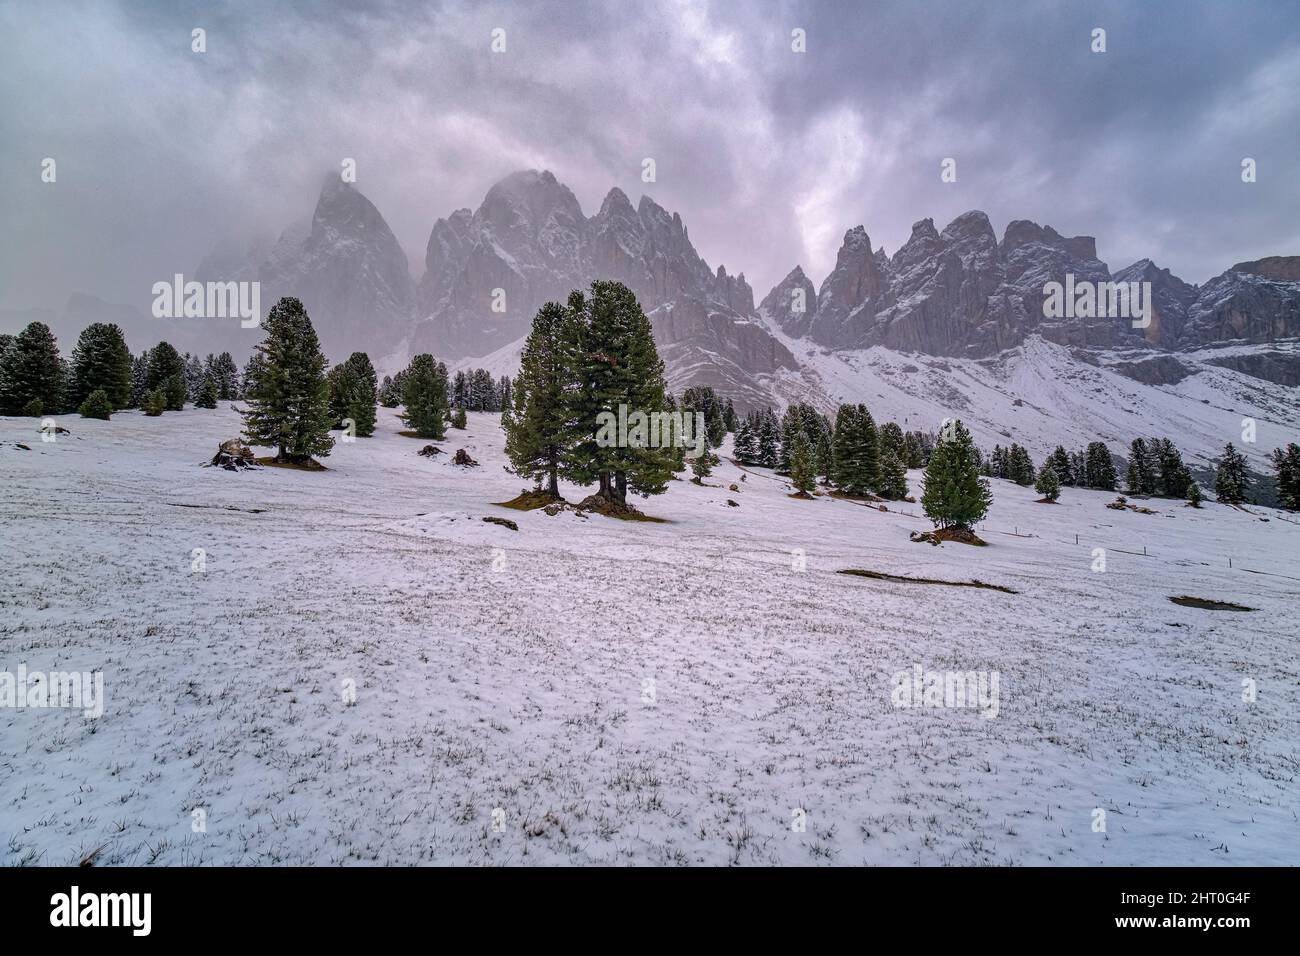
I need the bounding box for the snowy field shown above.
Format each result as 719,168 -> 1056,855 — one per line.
2,404 -> 1298,866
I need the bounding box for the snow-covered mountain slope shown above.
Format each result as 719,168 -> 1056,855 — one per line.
765,316 -> 1300,475
3,407 -> 1297,865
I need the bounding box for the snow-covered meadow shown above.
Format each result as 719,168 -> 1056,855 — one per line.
1,405 -> 1297,866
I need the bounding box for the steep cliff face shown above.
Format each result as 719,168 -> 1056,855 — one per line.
408,170 -> 796,403
250,179 -> 414,359
764,213 -> 1300,358
759,265 -> 818,339
1180,259 -> 1300,347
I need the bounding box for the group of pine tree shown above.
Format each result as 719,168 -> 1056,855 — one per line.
733,403 -> 928,501
3,300 -> 1298,513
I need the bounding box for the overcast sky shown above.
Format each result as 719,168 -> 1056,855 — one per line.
3,0 -> 1299,314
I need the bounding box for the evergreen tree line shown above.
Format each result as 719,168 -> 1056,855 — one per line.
451,367 -> 513,412
0,320 -> 248,420
732,403 -> 929,501
987,441 -> 1119,492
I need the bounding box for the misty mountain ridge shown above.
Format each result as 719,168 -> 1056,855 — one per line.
5,169 -> 1299,469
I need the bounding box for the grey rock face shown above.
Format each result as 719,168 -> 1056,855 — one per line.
256,179 -> 415,359
806,225 -> 892,348
759,265 -> 817,338
1181,261 -> 1300,347
1203,350 -> 1300,387
410,169 -> 796,404
764,212 -> 1300,358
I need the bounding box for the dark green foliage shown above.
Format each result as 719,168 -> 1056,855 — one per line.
78,388 -> 113,420
902,430 -> 930,469
1046,445 -> 1073,485
206,352 -> 241,400
146,341 -> 185,392
1152,438 -> 1192,498
451,367 -> 503,411
0,322 -> 64,415
401,354 -> 449,440
70,323 -> 132,410
921,420 -> 992,530
242,297 -> 334,462
22,397 -> 44,417
690,432 -> 718,483
1034,461 -> 1061,501
681,386 -> 729,447
378,374 -> 400,407
733,415 -> 760,465
1006,443 -> 1035,485
1271,443 -> 1300,511
1213,443 -> 1249,504
162,373 -> 187,410
130,354 -> 149,407
451,405 -> 468,429
879,422 -> 905,465
1126,437 -> 1156,494
562,282 -> 673,504
1186,481 -> 1203,508
755,409 -> 780,467
195,376 -> 218,409
830,404 -> 880,495
878,449 -> 909,500
143,388 -> 165,416
788,430 -> 815,495
327,352 -> 378,437
1085,442 -> 1117,490
777,403 -> 831,476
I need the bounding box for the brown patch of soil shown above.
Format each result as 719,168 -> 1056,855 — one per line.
255,456 -> 327,471
788,491 -> 815,500
397,429 -> 441,440
494,490 -> 565,511
482,516 -> 519,531
839,569 -> 1017,593
576,494 -> 668,522
1035,497 -> 1059,504
1168,595 -> 1255,612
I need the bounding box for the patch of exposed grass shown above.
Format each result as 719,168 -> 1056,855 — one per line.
495,490 -> 565,511
838,569 -> 1017,593
1169,595 -> 1255,612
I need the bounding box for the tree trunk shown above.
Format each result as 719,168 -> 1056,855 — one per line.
614,472 -> 627,505
547,458 -> 558,498
598,473 -> 612,499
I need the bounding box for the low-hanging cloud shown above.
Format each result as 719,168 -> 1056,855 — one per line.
2,0 -> 1298,317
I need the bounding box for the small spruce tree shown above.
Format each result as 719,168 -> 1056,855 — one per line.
1034,461 -> 1061,502
878,450 -> 909,500
242,297 -> 334,463
143,388 -> 166,416
78,388 -> 113,420
788,430 -> 815,496
921,420 -> 993,531
195,375 -> 218,409
1213,443 -> 1249,504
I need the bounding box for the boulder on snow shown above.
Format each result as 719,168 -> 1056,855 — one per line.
418,444 -> 442,457
482,515 -> 518,531
729,483 -> 739,492
726,499 -> 739,507
208,438 -> 259,471
452,448 -> 478,467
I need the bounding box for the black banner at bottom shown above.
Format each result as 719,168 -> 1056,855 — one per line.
0,866 -> 1285,941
